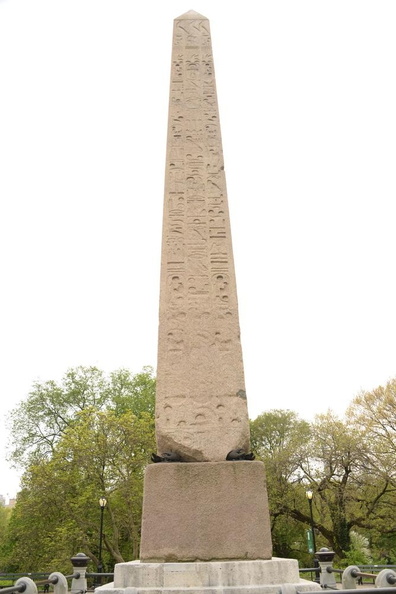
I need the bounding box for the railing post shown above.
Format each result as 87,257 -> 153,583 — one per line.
48,572 -> 68,594
14,578 -> 38,594
375,569 -> 396,588
70,552 -> 90,594
316,547 -> 336,588
342,565 -> 360,589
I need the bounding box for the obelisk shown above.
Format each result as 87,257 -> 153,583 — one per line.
98,11 -> 321,592
155,9 -> 250,463
139,10 -> 273,563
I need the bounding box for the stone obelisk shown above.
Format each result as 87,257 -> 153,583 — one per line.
155,9 -> 250,463
139,9 -> 272,563
97,11 -> 320,594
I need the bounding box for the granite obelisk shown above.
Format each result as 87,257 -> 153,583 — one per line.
97,11 -> 321,593
139,10 -> 272,563
155,9 -> 250,463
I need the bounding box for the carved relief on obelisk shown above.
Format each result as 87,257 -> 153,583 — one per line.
155,10 -> 250,461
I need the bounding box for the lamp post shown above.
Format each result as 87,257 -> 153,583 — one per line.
306,490 -> 316,554
306,489 -> 319,582
97,496 -> 107,581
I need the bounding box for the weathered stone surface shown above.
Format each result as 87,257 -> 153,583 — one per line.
155,10 -> 250,461
139,461 -> 272,562
97,558 -> 321,594
115,558 -> 298,588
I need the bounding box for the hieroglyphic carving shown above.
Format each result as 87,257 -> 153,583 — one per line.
156,10 -> 250,461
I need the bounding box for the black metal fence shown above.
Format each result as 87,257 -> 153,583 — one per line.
1,549 -> 396,593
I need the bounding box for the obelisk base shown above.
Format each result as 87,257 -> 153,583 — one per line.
95,462 -> 321,594
140,461 -> 272,562
96,559 -> 321,594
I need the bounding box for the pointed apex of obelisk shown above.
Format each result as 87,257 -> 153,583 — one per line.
175,9 -> 208,20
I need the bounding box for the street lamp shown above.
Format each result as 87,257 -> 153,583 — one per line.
305,490 -> 316,554
98,496 -> 107,579
306,489 -> 319,582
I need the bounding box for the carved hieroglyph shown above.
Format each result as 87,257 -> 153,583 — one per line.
156,10 -> 250,461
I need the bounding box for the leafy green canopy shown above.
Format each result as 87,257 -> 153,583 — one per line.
7,366 -> 155,468
1,367 -> 155,573
3,370 -> 396,572
251,404 -> 396,564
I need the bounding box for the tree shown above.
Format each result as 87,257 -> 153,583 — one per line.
250,408 -> 393,561
346,379 -> 396,561
0,502 -> 13,571
300,411 -> 364,556
7,366 -> 155,468
347,378 -> 396,486
107,366 -> 155,418
1,367 -> 156,572
250,410 -> 312,561
295,411 -> 396,560
7,367 -> 110,468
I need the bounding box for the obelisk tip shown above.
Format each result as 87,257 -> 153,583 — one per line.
175,9 -> 208,20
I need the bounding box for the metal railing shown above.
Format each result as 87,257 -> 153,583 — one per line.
298,548 -> 396,592
0,554 -> 115,594
1,548 -> 396,593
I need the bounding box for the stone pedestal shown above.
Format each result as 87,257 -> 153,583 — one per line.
140,461 -> 272,562
96,558 -> 321,594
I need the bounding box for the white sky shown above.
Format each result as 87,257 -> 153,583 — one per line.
1,0 -> 396,501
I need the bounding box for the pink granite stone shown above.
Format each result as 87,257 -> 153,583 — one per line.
140,461 -> 273,562
154,10 -> 250,462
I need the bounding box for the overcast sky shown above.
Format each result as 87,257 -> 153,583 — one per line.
1,0 -> 396,501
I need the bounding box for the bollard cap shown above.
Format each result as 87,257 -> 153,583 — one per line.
70,552 -> 90,567
315,547 -> 336,562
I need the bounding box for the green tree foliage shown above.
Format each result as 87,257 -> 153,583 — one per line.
346,380 -> 396,562
250,410 -> 312,562
344,531 -> 373,566
300,412 -> 365,556
348,378 -> 396,484
0,503 -> 13,571
7,367 -> 109,468
251,407 -> 396,562
293,411 -> 394,560
4,369 -> 396,572
107,367 -> 155,418
7,366 -> 155,469
0,367 -> 155,573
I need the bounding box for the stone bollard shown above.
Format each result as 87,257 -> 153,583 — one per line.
48,572 -> 68,594
15,578 -> 38,594
315,547 -> 337,588
342,565 -> 360,589
70,553 -> 90,594
375,569 -> 396,588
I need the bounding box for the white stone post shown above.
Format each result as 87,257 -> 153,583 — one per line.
14,578 -> 38,594
48,572 -> 68,594
315,547 -> 337,589
375,569 -> 396,588
341,565 -> 360,589
70,552 -> 90,594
